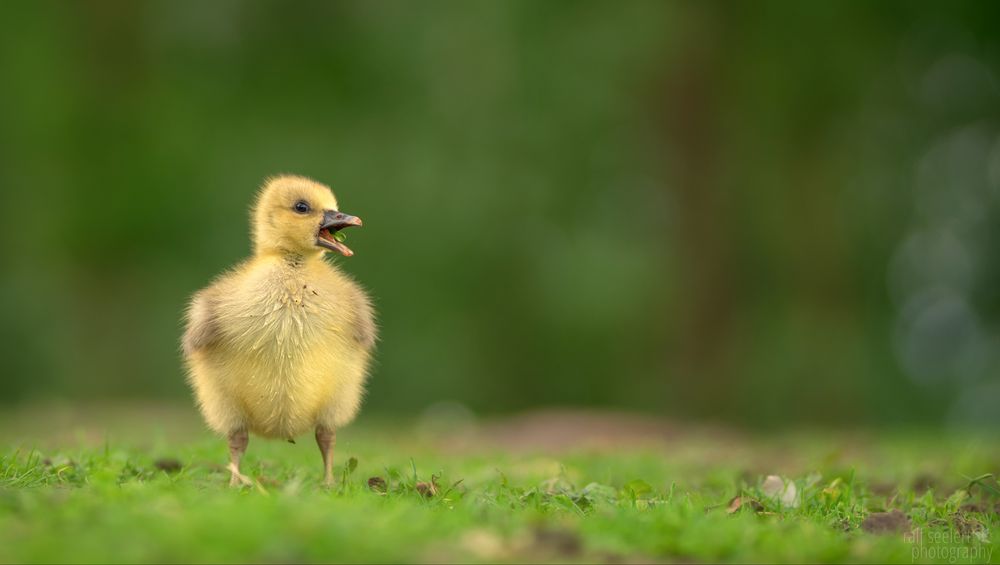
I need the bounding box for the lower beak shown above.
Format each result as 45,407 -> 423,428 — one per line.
317,210 -> 363,256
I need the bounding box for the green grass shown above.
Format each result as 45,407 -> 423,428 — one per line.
1,409 -> 998,563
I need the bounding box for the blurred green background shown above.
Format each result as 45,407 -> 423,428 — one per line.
1,0 -> 999,428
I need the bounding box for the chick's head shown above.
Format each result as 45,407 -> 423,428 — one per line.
251,175 -> 362,257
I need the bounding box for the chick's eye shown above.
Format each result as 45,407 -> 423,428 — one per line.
293,201 -> 311,214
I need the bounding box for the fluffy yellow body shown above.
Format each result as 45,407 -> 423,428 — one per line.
185,254 -> 374,439
187,256 -> 373,438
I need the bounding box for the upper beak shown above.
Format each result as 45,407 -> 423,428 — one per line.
317,210 -> 363,256
320,210 -> 363,230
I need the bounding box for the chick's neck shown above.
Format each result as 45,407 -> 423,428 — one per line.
254,246 -> 325,270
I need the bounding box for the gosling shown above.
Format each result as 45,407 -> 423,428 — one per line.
182,175 -> 376,486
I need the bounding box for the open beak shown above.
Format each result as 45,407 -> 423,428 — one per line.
317,210 -> 363,256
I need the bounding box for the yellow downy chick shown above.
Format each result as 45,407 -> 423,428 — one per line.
182,175 -> 376,486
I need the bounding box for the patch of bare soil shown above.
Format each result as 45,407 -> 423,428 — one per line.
861,510 -> 911,534
153,457 -> 182,474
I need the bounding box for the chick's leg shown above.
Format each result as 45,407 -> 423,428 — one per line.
227,429 -> 253,487
315,426 -> 336,486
